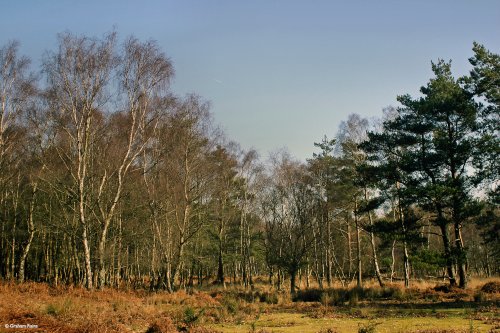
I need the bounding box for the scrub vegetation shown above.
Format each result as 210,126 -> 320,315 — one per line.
0,279 -> 499,332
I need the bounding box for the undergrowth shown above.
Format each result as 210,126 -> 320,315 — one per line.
0,279 -> 498,332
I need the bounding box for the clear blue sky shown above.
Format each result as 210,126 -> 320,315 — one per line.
1,0 -> 499,160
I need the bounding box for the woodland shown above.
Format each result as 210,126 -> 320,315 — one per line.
0,32 -> 498,301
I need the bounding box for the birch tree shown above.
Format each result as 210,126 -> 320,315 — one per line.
43,32 -> 117,289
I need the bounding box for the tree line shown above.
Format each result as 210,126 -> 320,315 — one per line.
0,32 -> 498,294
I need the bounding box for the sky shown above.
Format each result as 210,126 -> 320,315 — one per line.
1,0 -> 499,160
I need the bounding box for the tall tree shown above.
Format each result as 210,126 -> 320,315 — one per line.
208,144 -> 238,286
160,95 -> 216,290
336,114 -> 385,287
368,60 -> 480,288
236,148 -> 262,288
465,43 -> 500,273
263,152 -> 316,296
466,43 -> 499,201
0,41 -> 36,280
43,32 -> 117,289
93,37 -> 173,288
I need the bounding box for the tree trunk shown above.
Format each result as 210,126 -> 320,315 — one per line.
217,245 -> 225,287
402,240 -> 410,288
365,188 -> 384,287
171,233 -> 186,290
390,240 -> 396,283
347,217 -> 353,279
438,222 -> 456,286
18,183 -> 38,282
290,269 -> 297,296
454,224 -> 467,288
98,229 -> 108,288
354,199 -> 362,287
115,216 -> 122,287
398,199 -> 410,288
82,224 -> 93,290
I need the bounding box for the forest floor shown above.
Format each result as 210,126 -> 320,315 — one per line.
0,278 -> 498,333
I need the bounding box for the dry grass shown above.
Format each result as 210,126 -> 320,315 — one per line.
0,278 -> 498,333
0,281 -> 219,332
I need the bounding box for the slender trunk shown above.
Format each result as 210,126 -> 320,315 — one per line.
170,237 -> 184,290
171,232 -> 186,290
306,264 -> 310,288
10,180 -> 21,280
71,236 -> 81,285
98,229 -> 108,288
485,251 -> 491,277
18,183 -> 38,282
312,220 -> 322,288
171,150 -> 191,290
364,188 -> 384,287
78,113 -> 93,290
116,216 -> 122,286
246,220 -> 253,287
354,199 -> 362,287
10,215 -> 16,280
1,196 -> 6,278
439,222 -> 456,286
82,224 -> 92,289
347,217 -> 353,279
217,242 -> 225,287
402,241 -> 410,288
389,196 -> 398,284
390,240 -> 396,283
454,224 -> 467,288
400,212 -> 410,288
290,269 -> 297,296
217,192 -> 227,287
326,212 -> 332,287
369,227 -> 384,287
396,183 -> 410,288
18,231 -> 34,283
240,193 -> 246,287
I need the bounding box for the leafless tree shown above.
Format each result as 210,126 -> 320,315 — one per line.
43,32 -> 117,289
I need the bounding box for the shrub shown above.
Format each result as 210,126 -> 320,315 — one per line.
320,292 -> 332,306
183,307 -> 201,326
360,287 -> 379,300
221,297 -> 238,315
381,286 -> 404,300
258,291 -> 279,304
293,288 -> 323,302
45,304 -> 58,316
348,289 -> 359,306
401,288 -> 418,302
433,284 -> 452,293
480,281 -> 500,294
236,290 -> 256,303
145,319 -> 178,333
331,288 -> 349,305
44,298 -> 73,317
474,291 -> 487,303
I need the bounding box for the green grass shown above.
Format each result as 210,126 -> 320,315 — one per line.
209,307 -> 498,333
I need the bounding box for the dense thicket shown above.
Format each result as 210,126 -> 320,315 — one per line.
0,33 -> 498,293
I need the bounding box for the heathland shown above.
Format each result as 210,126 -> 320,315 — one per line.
1,279 -> 499,333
